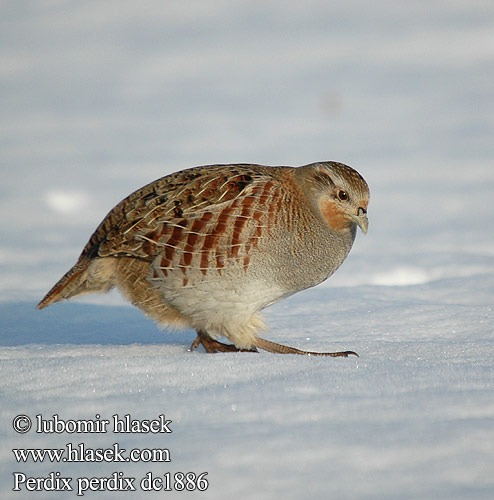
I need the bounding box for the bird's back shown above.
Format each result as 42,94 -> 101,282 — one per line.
38,164 -> 297,309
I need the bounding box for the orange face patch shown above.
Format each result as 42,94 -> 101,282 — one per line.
318,198 -> 352,231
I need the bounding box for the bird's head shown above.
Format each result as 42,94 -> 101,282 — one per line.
301,161 -> 370,234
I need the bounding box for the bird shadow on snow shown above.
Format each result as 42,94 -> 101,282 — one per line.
2,272 -> 493,349
0,301 -> 196,348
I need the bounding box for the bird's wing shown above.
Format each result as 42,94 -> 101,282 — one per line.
80,164 -> 285,266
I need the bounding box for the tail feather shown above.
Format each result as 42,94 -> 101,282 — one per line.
37,257 -> 117,309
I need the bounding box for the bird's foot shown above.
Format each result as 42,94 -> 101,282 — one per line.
255,337 -> 358,357
190,331 -> 258,353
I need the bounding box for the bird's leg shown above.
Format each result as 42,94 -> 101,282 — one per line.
255,337 -> 358,357
190,330 -> 258,353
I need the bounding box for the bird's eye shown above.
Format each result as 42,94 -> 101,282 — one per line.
337,190 -> 349,201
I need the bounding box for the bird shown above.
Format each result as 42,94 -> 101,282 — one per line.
37,161 -> 369,357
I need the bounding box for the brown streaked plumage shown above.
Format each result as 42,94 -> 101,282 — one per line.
37,162 -> 370,356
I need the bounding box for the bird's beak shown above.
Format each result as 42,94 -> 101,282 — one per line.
352,207 -> 368,234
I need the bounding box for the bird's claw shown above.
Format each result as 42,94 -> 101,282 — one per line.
190,331 -> 258,353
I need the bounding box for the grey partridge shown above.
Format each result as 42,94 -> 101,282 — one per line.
38,162 -> 370,356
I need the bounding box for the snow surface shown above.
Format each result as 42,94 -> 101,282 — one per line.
1,1 -> 493,499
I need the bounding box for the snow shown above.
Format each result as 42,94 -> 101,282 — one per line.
1,1 -> 493,499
